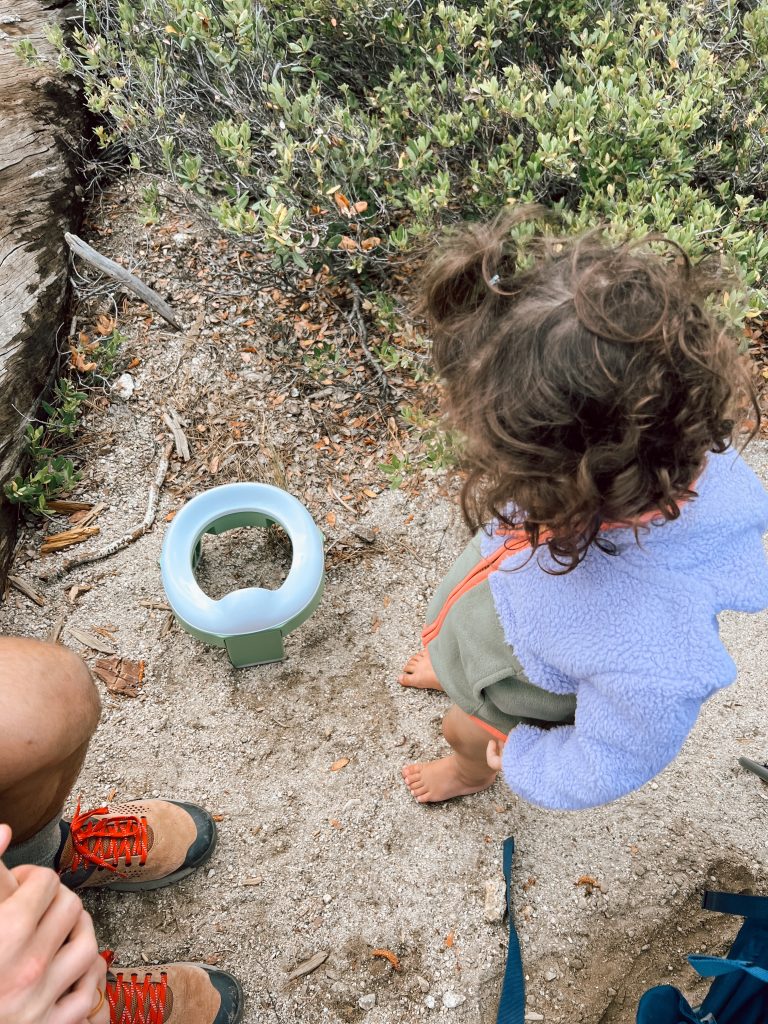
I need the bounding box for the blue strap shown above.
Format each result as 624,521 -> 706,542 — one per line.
702,891 -> 768,921
497,836 -> 525,1024
689,955 -> 768,984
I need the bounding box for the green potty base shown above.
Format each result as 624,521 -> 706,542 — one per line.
225,630 -> 285,668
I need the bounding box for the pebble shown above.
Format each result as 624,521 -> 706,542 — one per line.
544,968 -> 558,982
358,994 -> 376,1011
570,958 -> 584,970
524,1014 -> 544,1022
416,976 -> 430,993
442,991 -> 466,1009
424,995 -> 436,1009
484,875 -> 506,923
112,373 -> 135,401
607,987 -> 618,997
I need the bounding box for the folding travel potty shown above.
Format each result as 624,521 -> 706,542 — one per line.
160,482 -> 324,667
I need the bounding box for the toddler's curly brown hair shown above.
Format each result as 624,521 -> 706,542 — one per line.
418,205 -> 759,571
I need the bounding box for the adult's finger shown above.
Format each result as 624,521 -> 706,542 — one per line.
0,824 -> 17,901
46,908 -> 99,1004
34,884 -> 84,962
50,948 -> 107,1024
7,866 -> 60,931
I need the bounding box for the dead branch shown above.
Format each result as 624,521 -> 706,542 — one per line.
7,575 -> 45,607
346,282 -> 394,402
40,443 -> 173,580
65,233 -> 182,330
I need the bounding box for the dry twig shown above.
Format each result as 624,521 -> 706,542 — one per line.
7,575 -> 45,607
40,443 -> 173,580
65,233 -> 182,330
346,282 -> 394,402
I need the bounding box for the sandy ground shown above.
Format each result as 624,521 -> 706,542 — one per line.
1,199 -> 767,1023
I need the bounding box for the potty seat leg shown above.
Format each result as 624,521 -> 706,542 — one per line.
225,629 -> 285,668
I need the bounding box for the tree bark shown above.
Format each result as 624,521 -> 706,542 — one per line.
0,0 -> 82,584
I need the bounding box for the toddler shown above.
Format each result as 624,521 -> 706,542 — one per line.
400,207 -> 768,810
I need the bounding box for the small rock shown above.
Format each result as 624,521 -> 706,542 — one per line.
322,894 -> 332,904
112,373 -> 135,401
570,958 -> 584,970
607,987 -> 617,997
424,995 -> 436,1010
358,994 -> 376,1011
416,976 -> 430,993
172,232 -> 192,246
484,874 -> 506,923
353,526 -> 376,544
442,991 -> 466,1009
544,968 -> 558,982
524,1014 -> 544,1022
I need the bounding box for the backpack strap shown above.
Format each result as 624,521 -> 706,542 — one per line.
496,836 -> 525,1024
689,955 -> 768,984
702,891 -> 768,921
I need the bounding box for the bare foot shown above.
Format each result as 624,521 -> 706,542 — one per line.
401,756 -> 497,803
398,649 -> 442,690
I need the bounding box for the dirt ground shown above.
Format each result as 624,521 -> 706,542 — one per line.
1,185 -> 767,1023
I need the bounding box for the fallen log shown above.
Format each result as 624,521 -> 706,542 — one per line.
0,0 -> 83,587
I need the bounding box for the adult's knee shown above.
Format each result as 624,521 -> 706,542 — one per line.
0,638 -> 100,781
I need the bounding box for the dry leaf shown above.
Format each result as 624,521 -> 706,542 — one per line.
371,617 -> 381,633
360,237 -> 381,251
444,932 -> 455,948
329,818 -> 342,828
286,950 -> 329,982
70,349 -> 97,373
337,236 -> 358,251
330,757 -> 350,772
371,948 -> 401,971
326,511 -> 337,527
353,200 -> 368,214
69,628 -> 116,655
334,192 -> 351,214
93,656 -> 145,697
574,875 -> 603,894
95,314 -> 116,336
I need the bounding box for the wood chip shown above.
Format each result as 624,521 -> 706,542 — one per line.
68,627 -> 116,654
40,526 -> 100,554
372,948 -> 401,971
67,584 -> 92,604
330,757 -> 350,772
163,408 -> 191,461
69,501 -> 107,528
7,575 -> 45,606
49,614 -> 65,644
159,611 -> 175,638
139,600 -> 171,610
286,950 -> 329,982
47,500 -> 93,513
242,876 -> 263,887
93,656 -> 145,697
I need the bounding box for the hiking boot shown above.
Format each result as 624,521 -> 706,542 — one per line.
105,958 -> 243,1024
57,799 -> 216,891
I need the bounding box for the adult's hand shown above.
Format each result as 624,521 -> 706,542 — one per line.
0,824 -> 108,1024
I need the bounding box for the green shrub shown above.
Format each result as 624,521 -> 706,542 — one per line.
56,0 -> 768,316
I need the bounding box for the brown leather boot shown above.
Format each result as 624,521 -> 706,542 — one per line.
105,959 -> 243,1024
57,799 -> 216,891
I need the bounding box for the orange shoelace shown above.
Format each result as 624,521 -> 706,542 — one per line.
68,803 -> 149,876
103,953 -> 169,1024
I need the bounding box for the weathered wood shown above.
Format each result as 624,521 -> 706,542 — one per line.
0,1 -> 82,587
65,233 -> 183,329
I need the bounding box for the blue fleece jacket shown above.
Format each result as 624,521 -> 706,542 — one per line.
479,449 -> 768,810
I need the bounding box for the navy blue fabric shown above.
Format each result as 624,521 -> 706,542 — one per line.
496,837 -> 525,1024
636,891 -> 768,1024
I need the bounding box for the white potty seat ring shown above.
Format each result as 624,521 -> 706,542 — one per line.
160,483 -> 325,668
